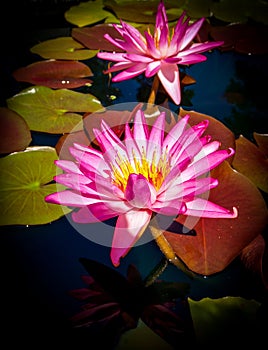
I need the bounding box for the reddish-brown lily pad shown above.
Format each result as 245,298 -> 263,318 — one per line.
210,23 -> 268,55
72,24 -> 125,52
240,234 -> 268,289
232,134 -> 268,193
163,161 -> 268,275
0,107 -> 32,154
12,60 -> 93,89
179,108 -> 236,163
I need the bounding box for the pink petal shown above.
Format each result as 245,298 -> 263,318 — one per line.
54,160 -> 83,174
125,174 -> 156,208
145,60 -> 161,78
71,203 -> 128,223
184,198 -> 238,218
180,148 -> 235,182
152,200 -> 187,216
179,17 -> 205,51
124,53 -> 153,63
169,53 -> 207,65
111,63 -> 147,82
180,41 -> 224,56
163,115 -> 190,150
144,31 -> 161,59
54,173 -> 92,192
157,177 -> 218,202
132,109 -> 149,152
110,210 -> 151,266
146,111 -> 165,163
157,63 -> 181,105
45,190 -> 98,207
97,52 -> 128,62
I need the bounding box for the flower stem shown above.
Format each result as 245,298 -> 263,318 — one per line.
149,223 -> 195,279
147,75 -> 160,105
143,257 -> 168,287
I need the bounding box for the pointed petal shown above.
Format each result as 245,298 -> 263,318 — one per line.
180,148 -> 235,182
147,111 -> 165,163
110,210 -> 151,266
157,63 -> 181,105
72,203 -> 128,223
54,160 -> 83,174
111,63 -> 147,82
179,17 -> 205,51
184,198 -> 238,218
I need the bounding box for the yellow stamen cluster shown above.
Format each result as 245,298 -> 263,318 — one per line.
111,147 -> 171,192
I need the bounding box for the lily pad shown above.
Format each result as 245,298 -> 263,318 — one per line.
0,146 -> 72,225
232,135 -> 268,193
103,0 -> 185,23
179,108 -> 236,163
12,60 -> 93,89
163,161 -> 268,275
253,132 -> 268,157
7,86 -> 104,134
210,0 -> 268,25
30,37 -> 98,60
72,24 -> 125,52
0,107 -> 32,154
188,296 -> 261,345
64,0 -> 114,27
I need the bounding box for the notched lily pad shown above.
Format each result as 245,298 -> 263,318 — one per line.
189,296 -> 261,344
0,107 -> 32,154
7,86 -> 104,134
0,146 -> 72,225
12,60 -> 93,89
30,37 -> 98,60
232,134 -> 268,193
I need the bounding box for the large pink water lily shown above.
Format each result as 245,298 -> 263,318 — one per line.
97,0 -> 224,105
45,109 -> 237,267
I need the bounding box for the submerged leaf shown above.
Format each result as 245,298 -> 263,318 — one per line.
7,86 -> 104,134
12,60 -> 93,89
0,146 -> 72,225
0,107 -> 32,154
188,296 -> 262,345
30,37 -> 98,60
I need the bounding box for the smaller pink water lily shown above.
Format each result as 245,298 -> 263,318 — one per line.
45,109 -> 237,267
97,0 -> 224,105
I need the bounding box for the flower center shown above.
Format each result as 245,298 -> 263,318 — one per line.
111,147 -> 171,192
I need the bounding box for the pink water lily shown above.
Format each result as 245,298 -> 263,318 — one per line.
45,109 -> 237,267
97,0 -> 224,105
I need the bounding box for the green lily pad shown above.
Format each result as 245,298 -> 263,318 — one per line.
0,146 -> 72,225
188,296 -> 261,344
64,0 -> 113,27
210,0 -> 268,25
182,0 -> 212,19
30,37 -> 98,60
7,86 -> 104,134
104,0 -> 185,23
0,107 -> 32,154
